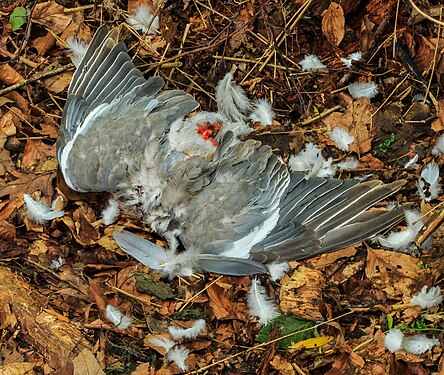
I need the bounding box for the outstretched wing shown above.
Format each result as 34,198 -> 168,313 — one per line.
57,28 -> 199,192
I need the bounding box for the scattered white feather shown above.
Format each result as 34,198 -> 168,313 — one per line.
337,158 -> 359,171
168,319 -> 206,341
249,99 -> 275,126
102,198 -> 120,225
167,346 -> 189,371
404,154 -> 419,168
432,134 -> 444,155
23,194 -> 64,224
247,278 -> 279,326
216,72 -> 251,122
267,262 -> 289,281
418,163 -> 442,202
105,305 -> 132,330
385,329 -> 404,353
50,256 -> 63,270
348,81 -> 378,99
300,54 -> 327,71
340,51 -> 363,68
412,93 -> 430,104
411,285 -> 443,309
149,336 -> 175,353
328,127 -> 354,151
67,37 -> 89,68
402,334 -> 440,355
377,209 -> 424,250
288,143 -> 336,178
126,4 -> 159,34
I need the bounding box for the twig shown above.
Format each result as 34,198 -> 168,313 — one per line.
415,201 -> 444,247
406,0 -> 444,27
178,275 -> 223,312
0,64 -> 74,96
64,4 -> 95,13
293,105 -> 344,128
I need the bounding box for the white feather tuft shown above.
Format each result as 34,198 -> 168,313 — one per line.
328,127 -> 354,151
216,72 -> 251,122
385,329 -> 404,353
247,278 -> 279,326
126,5 -> 159,34
167,346 -> 189,371
149,336 -> 175,353
402,334 -> 440,355
348,81 -> 378,99
377,209 -> 424,250
23,194 -> 64,224
50,256 -> 63,271
67,37 -> 89,67
432,134 -> 444,155
267,262 -> 289,281
404,154 -> 420,168
299,55 -> 327,71
249,99 -> 275,126
288,143 -> 336,178
337,158 -> 359,171
340,51 -> 362,68
105,305 -> 132,330
418,163 -> 442,202
168,319 -> 206,341
411,285 -> 443,309
102,198 -> 120,225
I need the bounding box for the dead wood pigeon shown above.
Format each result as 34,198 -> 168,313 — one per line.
58,28 -> 408,277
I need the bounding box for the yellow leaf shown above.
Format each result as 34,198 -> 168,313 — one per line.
288,336 -> 333,349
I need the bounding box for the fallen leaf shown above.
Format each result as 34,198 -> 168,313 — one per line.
31,32 -> 56,56
22,140 -> 56,169
365,248 -> 425,298
0,362 -> 35,374
288,335 -> 333,349
270,355 -> 296,375
321,2 -> 345,47
72,348 -> 105,375
0,220 -> 16,240
44,72 -> 73,94
279,265 -> 325,321
322,94 -> 374,154
0,64 -> 24,85
31,1 -> 72,34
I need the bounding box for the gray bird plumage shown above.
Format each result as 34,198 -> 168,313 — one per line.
58,28 -> 408,277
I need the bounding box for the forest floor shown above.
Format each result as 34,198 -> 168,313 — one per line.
0,0 -> 443,374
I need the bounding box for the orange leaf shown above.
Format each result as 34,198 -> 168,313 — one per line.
321,2 -> 345,47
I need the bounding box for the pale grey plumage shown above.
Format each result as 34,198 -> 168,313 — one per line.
58,28 -> 409,277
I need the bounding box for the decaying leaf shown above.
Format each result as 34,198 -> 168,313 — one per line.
0,64 -> 24,85
279,265 -> 326,321
365,248 -> 425,298
31,1 -> 72,34
72,348 -> 105,375
321,2 -> 345,47
322,94 -> 375,154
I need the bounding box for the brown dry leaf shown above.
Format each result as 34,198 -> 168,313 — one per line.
0,362 -> 35,375
279,265 -> 325,321
330,260 -> 365,285
44,72 -> 73,94
325,352 -> 365,375
0,64 -> 24,86
68,206 -> 99,246
72,348 -> 105,375
230,8 -> 252,50
29,240 -> 48,256
434,99 -> 444,132
312,245 -> 357,269
414,35 -> 436,73
365,248 -> 425,298
131,362 -> 155,374
323,95 -> 374,154
22,140 -> 56,169
34,123 -> 59,139
0,220 -> 16,240
31,32 -> 56,56
31,1 -> 72,34
270,355 -> 296,375
321,2 -> 345,47
359,154 -> 384,169
0,112 -> 18,137
207,277 -> 250,320
60,12 -> 92,46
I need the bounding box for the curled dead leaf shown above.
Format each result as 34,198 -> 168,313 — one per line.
44,71 -> 72,94
0,220 -> 16,240
321,2 -> 345,47
0,64 -> 24,85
